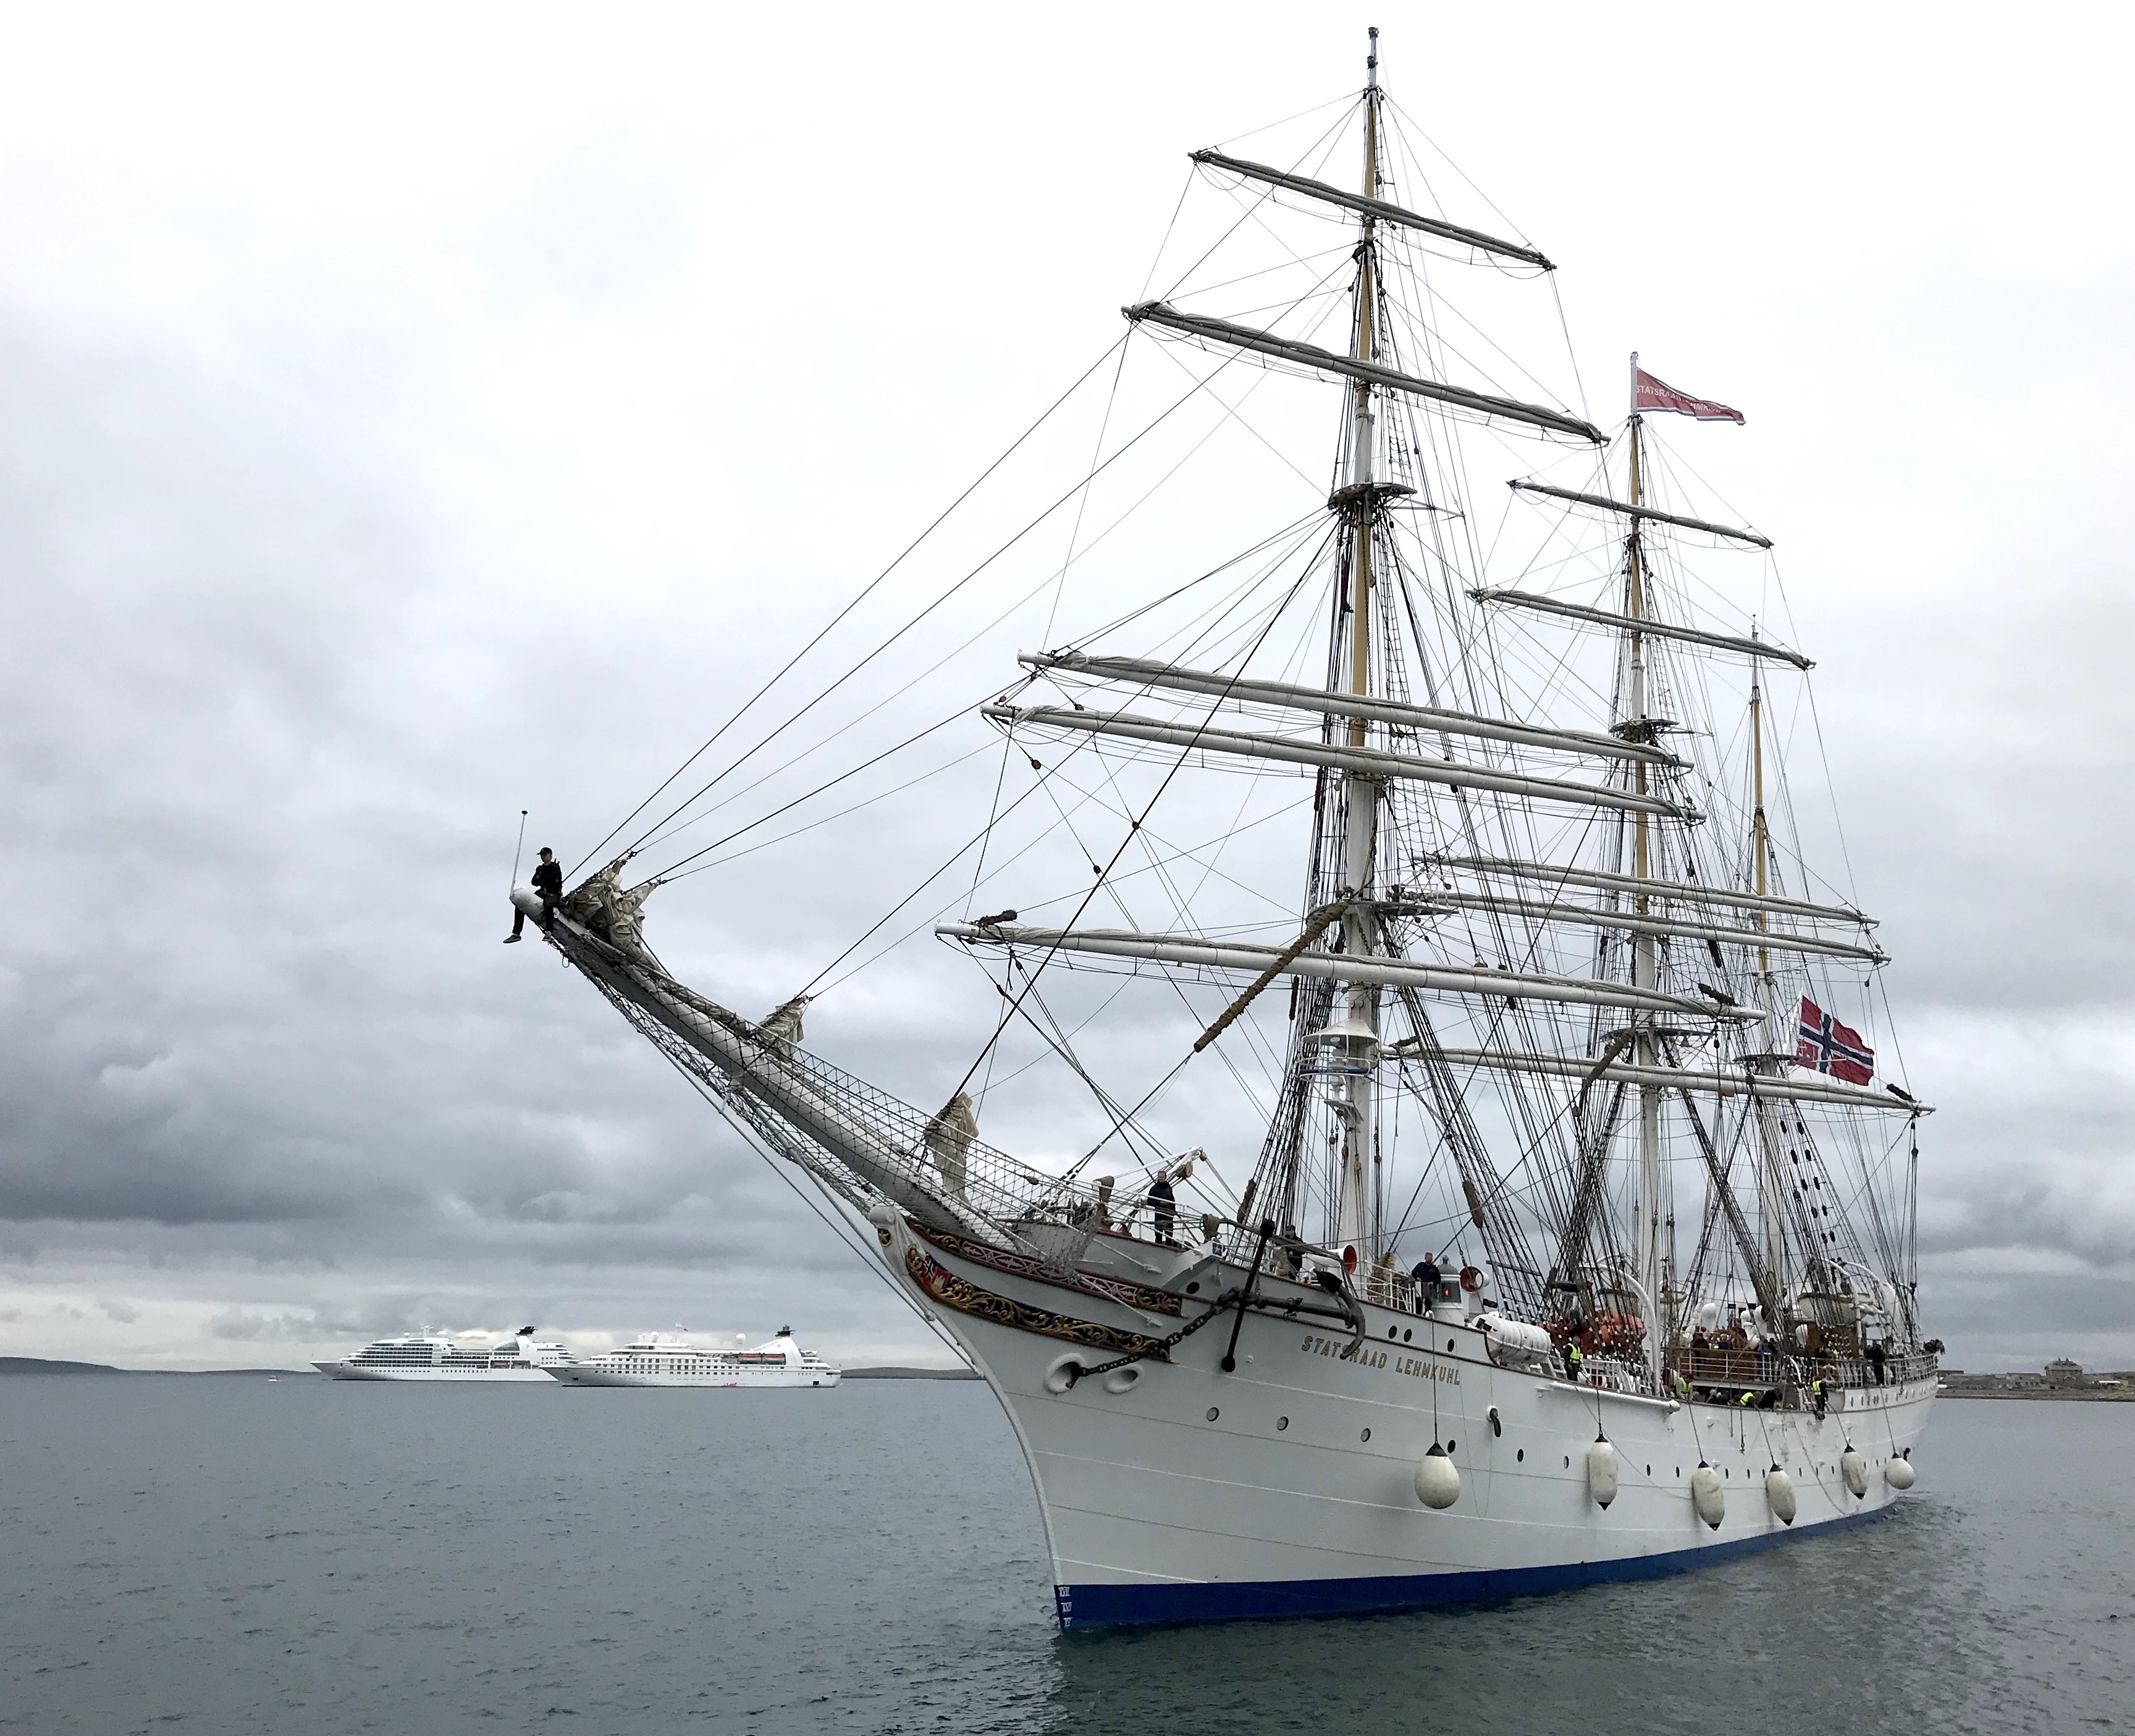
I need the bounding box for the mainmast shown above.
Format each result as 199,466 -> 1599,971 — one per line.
1624,360 -> 1664,1340
1328,28 -> 1385,1263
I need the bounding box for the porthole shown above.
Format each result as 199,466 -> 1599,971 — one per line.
1446,1339 -> 1456,1352
1277,1416 -> 1290,1431
1517,1449 -> 1525,1462
1446,1439 -> 1455,1454
1186,1283 -> 1200,1295
1646,1465 -> 1652,1476
1402,1329 -> 1412,1342
1360,1427 -> 1372,1443
1388,1327 -> 1397,1340
1205,1406 -> 1220,1422
1563,1455 -> 1570,1469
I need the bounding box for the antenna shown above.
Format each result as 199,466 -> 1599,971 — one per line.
510,809 -> 529,888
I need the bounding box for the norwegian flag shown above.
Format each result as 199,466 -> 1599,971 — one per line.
1796,996 -> 1874,1085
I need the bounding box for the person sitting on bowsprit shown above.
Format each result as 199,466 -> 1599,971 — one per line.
507,848 -> 565,943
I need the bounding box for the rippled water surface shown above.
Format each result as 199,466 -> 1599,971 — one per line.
2,1376 -> 2128,1733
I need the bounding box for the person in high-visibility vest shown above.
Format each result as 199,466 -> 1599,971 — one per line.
1811,1376 -> 1828,1418
1738,1389 -> 1756,1408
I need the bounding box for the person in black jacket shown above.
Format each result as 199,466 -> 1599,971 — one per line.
1148,1168 -> 1177,1247
507,848 -> 564,942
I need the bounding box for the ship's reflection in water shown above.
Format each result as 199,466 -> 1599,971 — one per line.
0,1378 -> 2119,1734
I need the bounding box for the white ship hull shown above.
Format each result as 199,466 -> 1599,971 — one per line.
311,1363 -> 561,1383
546,1367 -> 840,1388
879,1217 -> 1931,1627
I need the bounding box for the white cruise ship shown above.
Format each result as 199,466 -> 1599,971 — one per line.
546,1327 -> 841,1389
314,1328 -> 576,1382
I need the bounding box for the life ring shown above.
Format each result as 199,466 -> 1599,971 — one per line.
1459,1265 -> 1484,1294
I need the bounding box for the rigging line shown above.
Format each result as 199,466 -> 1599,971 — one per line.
1138,171 -> 1195,303
1042,339 -> 1132,651
1379,96 -> 1543,254
1061,512 -> 1333,654
615,335 -> 1306,862
1016,762 -> 1305,921
1549,259 -> 1590,425
1161,98 -> 1363,303
647,1040 -> 969,1360
1008,974 -> 1171,1166
639,427 -> 1312,861
648,709 -> 971,882
964,732 -> 1019,917
1001,794 -> 1312,921
1214,86 -> 1361,153
1068,1049 -> 1199,1177
958,972 -> 1138,1102
940,562 -> 1316,1109
569,334 -> 1129,879
660,740 -> 1001,880
794,728 -> 1115,997
1145,334 -> 1327,492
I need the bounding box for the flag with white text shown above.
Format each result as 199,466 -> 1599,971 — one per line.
1635,367 -> 1745,424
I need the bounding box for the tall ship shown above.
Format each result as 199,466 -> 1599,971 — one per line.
511,33 -> 1935,1627
314,1328 -> 575,1382
546,1327 -> 841,1388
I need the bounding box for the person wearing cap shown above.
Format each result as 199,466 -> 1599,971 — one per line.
506,848 -> 564,942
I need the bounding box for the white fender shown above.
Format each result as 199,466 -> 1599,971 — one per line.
1840,1447 -> 1868,1498
1585,1439 -> 1619,1509
1414,1444 -> 1461,1509
1764,1465 -> 1797,1525
1690,1462 -> 1725,1530
1884,1454 -> 1916,1490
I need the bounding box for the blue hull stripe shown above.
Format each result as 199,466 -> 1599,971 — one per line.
1055,1507 -> 1890,1629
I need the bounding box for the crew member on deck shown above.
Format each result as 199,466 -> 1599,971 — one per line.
1411,1253 -> 1442,1315
1148,1168 -> 1177,1247
507,848 -> 565,942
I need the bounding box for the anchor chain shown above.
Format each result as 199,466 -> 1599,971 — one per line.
1064,1289 -> 1242,1386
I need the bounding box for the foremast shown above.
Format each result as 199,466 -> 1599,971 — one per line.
1329,27 -> 1387,1264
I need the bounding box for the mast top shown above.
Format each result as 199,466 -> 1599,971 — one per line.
1366,26 -> 1379,90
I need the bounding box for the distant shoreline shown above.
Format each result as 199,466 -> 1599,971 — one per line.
0,1357 -> 309,1376
0,1355 -> 979,1380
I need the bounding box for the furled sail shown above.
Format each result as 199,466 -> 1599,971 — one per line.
1507,479 -> 1772,548
984,704 -> 1694,818
1189,149 -> 1554,268
937,921 -> 1762,1022
1021,650 -> 1676,765
1471,589 -> 1813,670
1125,302 -> 1604,444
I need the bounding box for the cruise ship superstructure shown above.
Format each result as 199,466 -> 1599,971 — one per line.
314,1328 -> 575,1382
546,1327 -> 841,1388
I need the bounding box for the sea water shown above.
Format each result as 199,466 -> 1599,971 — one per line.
1,1375 -> 2127,1733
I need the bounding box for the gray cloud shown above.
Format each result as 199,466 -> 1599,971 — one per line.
0,7 -> 2129,1376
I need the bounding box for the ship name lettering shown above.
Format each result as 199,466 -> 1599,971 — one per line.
1299,1334 -> 1457,1383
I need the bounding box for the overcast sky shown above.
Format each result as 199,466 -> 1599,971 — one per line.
1,4 -> 2129,1372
